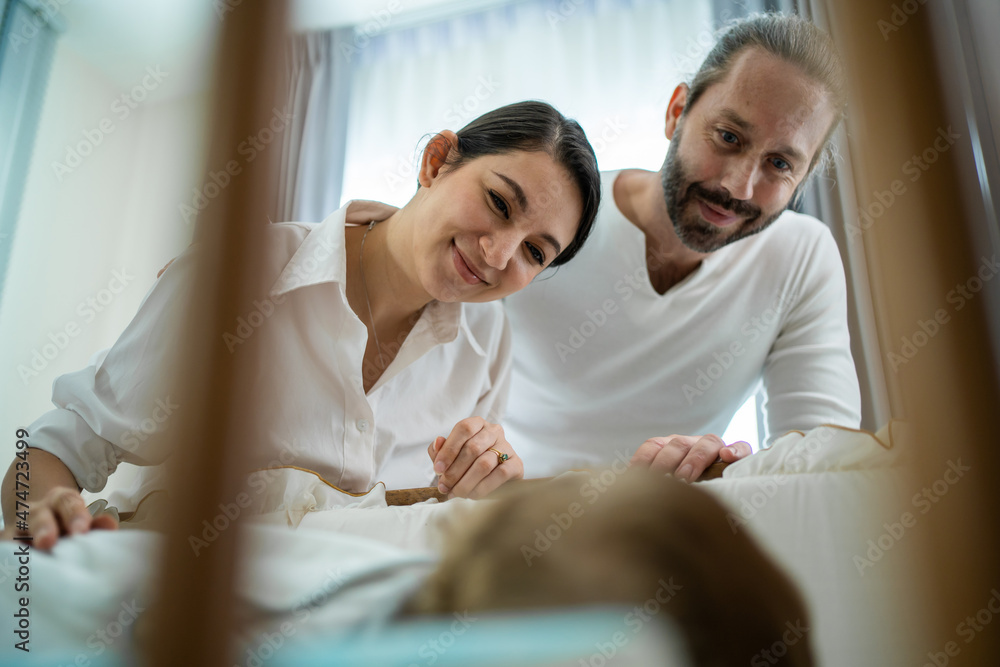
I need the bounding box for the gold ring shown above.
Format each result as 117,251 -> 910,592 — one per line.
487,447 -> 509,465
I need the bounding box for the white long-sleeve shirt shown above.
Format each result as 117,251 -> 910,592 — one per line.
27,202 -> 512,506
502,171 -> 861,478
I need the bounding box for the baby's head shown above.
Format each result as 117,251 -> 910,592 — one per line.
408,469 -> 813,666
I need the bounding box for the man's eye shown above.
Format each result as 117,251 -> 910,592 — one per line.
490,190 -> 509,218
526,242 -> 544,265
771,157 -> 791,171
720,131 -> 739,145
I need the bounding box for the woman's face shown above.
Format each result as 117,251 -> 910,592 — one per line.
409,143 -> 583,303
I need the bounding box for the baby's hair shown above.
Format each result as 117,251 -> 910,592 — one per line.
408,468 -> 814,666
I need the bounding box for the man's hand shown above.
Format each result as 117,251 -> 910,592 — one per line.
630,434 -> 751,482
428,417 -> 523,499
7,486 -> 118,550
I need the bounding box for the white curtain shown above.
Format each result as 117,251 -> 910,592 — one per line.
340,0 -> 714,207
792,0 -> 892,429
275,28 -> 353,222
0,0 -> 60,303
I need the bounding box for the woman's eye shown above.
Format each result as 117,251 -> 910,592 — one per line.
720,131 -> 739,145
771,157 -> 791,171
526,242 -> 544,265
490,190 -> 509,218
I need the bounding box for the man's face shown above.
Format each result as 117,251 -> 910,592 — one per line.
661,48 -> 836,253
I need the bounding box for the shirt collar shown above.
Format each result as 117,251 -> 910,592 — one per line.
271,205 -> 349,296
421,301 -> 488,358
270,201 -> 488,358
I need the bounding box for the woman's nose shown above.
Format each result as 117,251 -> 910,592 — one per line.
480,232 -> 518,270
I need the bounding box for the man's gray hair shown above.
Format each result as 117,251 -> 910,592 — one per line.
685,13 -> 847,177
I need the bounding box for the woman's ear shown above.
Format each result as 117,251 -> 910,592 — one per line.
664,83 -> 689,141
418,130 -> 459,187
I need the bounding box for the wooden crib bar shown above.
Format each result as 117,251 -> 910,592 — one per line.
384,460 -> 729,506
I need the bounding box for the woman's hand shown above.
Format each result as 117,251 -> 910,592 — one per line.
428,417 -> 523,499
630,434 -> 751,482
7,486 -> 118,550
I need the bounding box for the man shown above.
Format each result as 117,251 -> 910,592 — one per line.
502,13 -> 862,481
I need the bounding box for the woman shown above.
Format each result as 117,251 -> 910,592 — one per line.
2,101 -> 601,548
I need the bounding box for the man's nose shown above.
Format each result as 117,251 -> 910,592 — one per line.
719,156 -> 758,202
480,231 -> 518,270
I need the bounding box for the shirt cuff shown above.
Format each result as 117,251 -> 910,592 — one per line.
26,408 -> 120,492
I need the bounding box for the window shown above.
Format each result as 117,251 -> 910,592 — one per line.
0,0 -> 60,303
340,0 -> 715,205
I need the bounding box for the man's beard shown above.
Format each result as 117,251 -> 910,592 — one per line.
660,125 -> 785,253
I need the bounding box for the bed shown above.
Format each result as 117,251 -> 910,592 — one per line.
1,423 -> 931,666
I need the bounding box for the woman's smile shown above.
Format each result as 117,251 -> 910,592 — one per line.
408,134 -> 586,305
451,241 -> 489,285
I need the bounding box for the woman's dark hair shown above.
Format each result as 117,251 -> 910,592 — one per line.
438,100 -> 600,267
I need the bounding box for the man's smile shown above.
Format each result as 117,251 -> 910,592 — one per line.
697,198 -> 742,227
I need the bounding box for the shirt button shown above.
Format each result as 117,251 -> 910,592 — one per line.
356,418 -> 369,432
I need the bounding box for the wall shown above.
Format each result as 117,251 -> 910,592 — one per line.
0,36 -> 211,501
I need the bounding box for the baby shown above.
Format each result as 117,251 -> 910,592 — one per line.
407,468 -> 814,666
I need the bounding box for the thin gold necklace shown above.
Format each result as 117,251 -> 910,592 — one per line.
359,220 -> 385,368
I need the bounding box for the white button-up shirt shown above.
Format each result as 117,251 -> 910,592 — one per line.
28,203 -> 512,506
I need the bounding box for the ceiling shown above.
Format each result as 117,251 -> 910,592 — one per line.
57,0 -> 218,99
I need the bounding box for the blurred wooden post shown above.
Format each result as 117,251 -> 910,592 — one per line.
384,462 -> 729,505
144,2 -> 289,665
826,1 -> 1000,664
